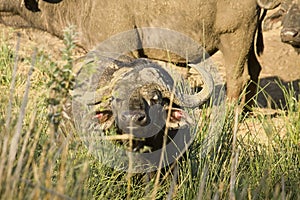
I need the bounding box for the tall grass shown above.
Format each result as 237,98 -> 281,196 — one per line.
0,28 -> 299,200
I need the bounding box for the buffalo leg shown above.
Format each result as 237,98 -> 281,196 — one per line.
219,29 -> 257,109
245,45 -> 262,110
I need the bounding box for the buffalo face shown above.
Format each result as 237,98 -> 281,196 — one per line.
263,0 -> 300,53
108,59 -> 213,152
72,56 -> 214,171
281,2 -> 300,52
112,84 -> 188,152
73,56 -> 213,153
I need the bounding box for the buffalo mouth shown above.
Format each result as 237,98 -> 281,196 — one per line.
281,34 -> 300,54
291,44 -> 300,54
281,38 -> 300,46
281,30 -> 300,43
103,105 -> 193,153
281,28 -> 300,46
117,108 -> 191,153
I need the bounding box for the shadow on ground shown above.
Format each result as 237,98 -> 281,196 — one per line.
256,76 -> 300,109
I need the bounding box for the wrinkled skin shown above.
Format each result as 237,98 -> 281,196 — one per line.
264,0 -> 300,53
0,0 -> 282,109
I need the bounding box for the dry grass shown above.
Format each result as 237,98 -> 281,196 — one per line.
0,26 -> 299,199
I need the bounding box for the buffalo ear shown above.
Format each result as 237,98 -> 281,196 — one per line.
94,110 -> 115,130
165,108 -> 194,129
24,0 -> 40,12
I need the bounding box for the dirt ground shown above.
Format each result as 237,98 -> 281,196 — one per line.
0,14 -> 299,136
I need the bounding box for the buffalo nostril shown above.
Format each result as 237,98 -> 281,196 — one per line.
281,29 -> 298,37
121,111 -> 130,122
132,113 -> 147,125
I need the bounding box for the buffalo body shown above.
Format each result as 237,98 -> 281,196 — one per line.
0,0 -> 282,107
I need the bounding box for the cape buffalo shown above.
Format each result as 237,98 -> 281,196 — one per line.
0,0 -> 282,109
281,1 -> 300,52
264,0 -> 300,53
73,56 -> 214,153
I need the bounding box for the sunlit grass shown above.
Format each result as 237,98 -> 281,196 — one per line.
0,27 -> 299,200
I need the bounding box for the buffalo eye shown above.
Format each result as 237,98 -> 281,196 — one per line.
150,94 -> 160,105
149,90 -> 162,105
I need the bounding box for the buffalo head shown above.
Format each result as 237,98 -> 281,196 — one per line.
263,0 -> 300,53
281,1 -> 300,52
73,57 -> 214,153
108,59 -> 213,152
